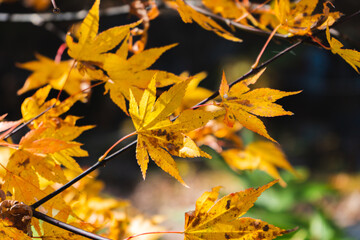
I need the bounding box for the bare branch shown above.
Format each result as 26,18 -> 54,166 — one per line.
33,210 -> 110,240
0,5 -> 130,23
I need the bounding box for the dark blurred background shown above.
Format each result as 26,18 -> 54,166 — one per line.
0,0 -> 360,238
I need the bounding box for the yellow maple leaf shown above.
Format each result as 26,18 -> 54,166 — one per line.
0,170 -> 75,236
222,141 -> 297,187
202,0 -> 246,19
167,0 -> 242,42
184,180 -> 294,239
20,85 -> 86,124
326,26 -> 360,73
66,0 -> 140,63
188,119 -> 244,153
0,220 -> 32,240
129,75 -> 223,185
104,43 -> 182,113
218,69 -> 301,142
262,0 -> 341,36
202,0 -> 260,28
17,54 -> 91,101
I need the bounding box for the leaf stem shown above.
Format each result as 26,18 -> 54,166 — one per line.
33,210 -> 110,240
55,43 -> 67,63
251,24 -> 281,69
56,60 -> 77,102
99,131 -> 137,161
124,231 -> 183,240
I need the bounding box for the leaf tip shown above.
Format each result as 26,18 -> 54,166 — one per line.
282,226 -> 299,234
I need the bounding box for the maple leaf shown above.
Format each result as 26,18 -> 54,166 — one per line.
20,85 -> 85,123
0,220 -> 32,240
166,0 -> 242,42
104,43 -> 182,113
188,119 -> 244,153
202,0 -> 246,19
129,75 -> 223,185
175,71 -> 213,115
2,123 -> 85,198
222,141 -> 298,187
184,180 -> 295,239
267,0 -> 341,36
19,86 -> 93,177
218,69 -> 301,142
202,0 -> 260,28
326,26 -> 360,73
66,0 -> 141,63
17,54 -> 91,100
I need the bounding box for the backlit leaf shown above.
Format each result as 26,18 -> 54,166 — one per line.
169,0 -> 242,42
104,43 -> 182,114
17,54 -> 90,100
222,141 -> 297,187
184,180 -> 294,239
326,26 -> 360,73
129,75 -> 222,185
218,69 -> 300,142
0,220 -> 32,240
66,0 -> 140,63
261,0 -> 341,36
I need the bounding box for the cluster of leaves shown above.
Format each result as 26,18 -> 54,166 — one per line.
0,0 -> 359,239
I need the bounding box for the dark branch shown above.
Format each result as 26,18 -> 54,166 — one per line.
194,39 -> 303,107
31,139 -> 137,209
4,104 -> 55,140
33,210 -> 110,240
187,3 -> 289,40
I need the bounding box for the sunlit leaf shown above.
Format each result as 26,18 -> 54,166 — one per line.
218,69 -> 300,142
129,75 -> 223,185
326,26 -> 360,73
222,141 -> 297,187
184,180 -> 295,239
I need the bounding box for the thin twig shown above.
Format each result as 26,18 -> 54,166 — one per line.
31,139 -> 137,209
3,104 -> 55,140
187,2 -> 289,39
33,210 -> 110,240
194,39 -> 303,107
